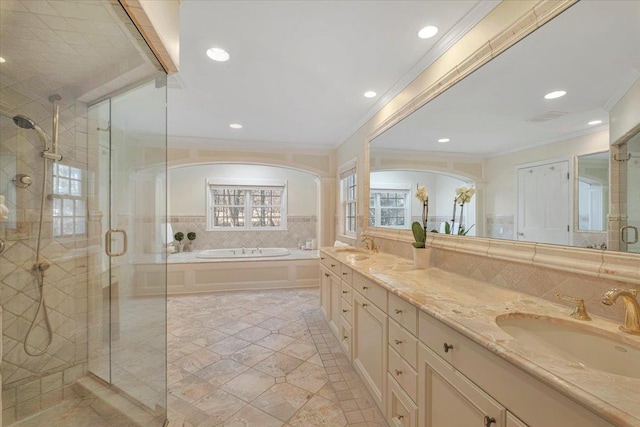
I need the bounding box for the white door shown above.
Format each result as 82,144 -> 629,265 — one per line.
517,160 -> 570,245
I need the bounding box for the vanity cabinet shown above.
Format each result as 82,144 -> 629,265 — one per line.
419,342 -> 506,427
353,289 -> 388,412
418,311 -> 614,427
319,265 -> 331,319
319,251 -> 617,427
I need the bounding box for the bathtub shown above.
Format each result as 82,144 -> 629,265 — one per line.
141,248 -> 320,295
196,247 -> 290,259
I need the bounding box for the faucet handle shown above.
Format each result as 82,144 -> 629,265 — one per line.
555,293 -> 592,321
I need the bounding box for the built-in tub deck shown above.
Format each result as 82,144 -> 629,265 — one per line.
166,248 -> 319,294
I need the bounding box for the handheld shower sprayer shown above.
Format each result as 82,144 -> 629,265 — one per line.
12,113 -> 62,161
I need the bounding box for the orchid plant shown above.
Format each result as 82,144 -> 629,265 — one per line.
446,186 -> 476,235
412,184 -> 429,247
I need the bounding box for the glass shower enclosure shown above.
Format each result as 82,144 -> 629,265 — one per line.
1,1 -> 167,425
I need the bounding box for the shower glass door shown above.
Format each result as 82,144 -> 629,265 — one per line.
87,76 -> 167,421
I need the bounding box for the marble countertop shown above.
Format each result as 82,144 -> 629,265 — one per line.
321,247 -> 640,427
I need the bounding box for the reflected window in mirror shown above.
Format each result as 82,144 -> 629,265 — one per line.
369,186 -> 411,229
340,165 -> 357,237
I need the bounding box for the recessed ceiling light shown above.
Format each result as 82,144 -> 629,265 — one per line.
0,57 -> 6,63
206,48 -> 230,62
418,26 -> 438,39
229,123 -> 242,129
588,120 -> 603,126
364,91 -> 377,98
544,90 -> 566,100
438,138 -> 450,143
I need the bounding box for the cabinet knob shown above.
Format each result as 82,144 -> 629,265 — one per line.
342,290 -> 348,294
395,415 -> 404,420
362,303 -> 368,308
331,264 -> 336,267
394,339 -> 402,345
394,369 -> 403,376
484,416 -> 496,427
443,342 -> 453,353
362,286 -> 368,290
394,309 -> 403,314
324,273 -> 330,277
342,272 -> 348,275
343,335 -> 348,340
321,257 -> 325,260
343,309 -> 348,313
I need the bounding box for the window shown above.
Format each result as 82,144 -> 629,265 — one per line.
340,166 -> 357,236
369,189 -> 410,228
207,179 -> 287,230
52,163 -> 86,237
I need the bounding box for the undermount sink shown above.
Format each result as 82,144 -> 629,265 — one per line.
496,313 -> 640,379
352,255 -> 370,261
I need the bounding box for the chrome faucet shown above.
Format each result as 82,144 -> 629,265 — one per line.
241,247 -> 246,254
361,236 -> 378,253
601,288 -> 640,335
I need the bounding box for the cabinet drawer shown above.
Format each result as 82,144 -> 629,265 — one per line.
341,298 -> 353,325
340,264 -> 353,285
389,293 -> 418,336
419,311 -> 458,364
388,346 -> 418,402
340,320 -> 352,361
320,254 -> 341,276
387,374 -> 418,427
353,272 -> 387,310
341,281 -> 352,305
389,319 -> 417,369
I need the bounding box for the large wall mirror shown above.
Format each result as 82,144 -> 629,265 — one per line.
368,1 -> 640,253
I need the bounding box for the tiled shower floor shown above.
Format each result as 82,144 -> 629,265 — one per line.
167,287 -> 387,427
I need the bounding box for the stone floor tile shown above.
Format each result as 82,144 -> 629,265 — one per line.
221,368 -> 275,402
192,389 -> 247,424
169,375 -> 218,403
194,359 -> 249,387
229,343 -> 274,367
288,395 -> 347,427
223,404 -> 284,427
207,336 -> 251,356
255,334 -> 297,351
253,353 -> 304,378
250,383 -> 312,422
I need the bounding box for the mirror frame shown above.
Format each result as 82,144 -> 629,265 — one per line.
361,0 -> 639,285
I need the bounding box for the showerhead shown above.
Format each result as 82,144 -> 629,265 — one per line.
12,115 -> 50,151
13,115 -> 36,129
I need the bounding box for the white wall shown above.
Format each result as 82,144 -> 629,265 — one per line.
485,130 -> 609,216
169,164 -> 318,216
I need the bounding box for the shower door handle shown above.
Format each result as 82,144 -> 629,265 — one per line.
105,229 -> 128,257
620,226 -> 639,245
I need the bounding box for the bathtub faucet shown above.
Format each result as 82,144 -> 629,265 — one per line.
242,247 -> 246,254
251,247 -> 262,254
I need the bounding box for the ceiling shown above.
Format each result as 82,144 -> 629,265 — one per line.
168,0 -> 498,149
372,0 -> 640,157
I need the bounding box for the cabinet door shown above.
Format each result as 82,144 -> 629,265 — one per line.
353,291 -> 388,413
507,412 -> 528,427
320,266 -> 331,319
418,343 -> 505,427
329,274 -> 342,336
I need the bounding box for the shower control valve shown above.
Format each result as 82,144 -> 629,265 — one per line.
13,174 -> 33,188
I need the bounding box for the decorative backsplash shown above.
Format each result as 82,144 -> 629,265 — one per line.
169,215 -> 317,249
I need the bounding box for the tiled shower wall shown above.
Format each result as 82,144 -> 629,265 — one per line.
1,99 -> 89,424
169,215 -> 317,250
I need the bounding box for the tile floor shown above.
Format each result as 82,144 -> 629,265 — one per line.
167,287 -> 388,427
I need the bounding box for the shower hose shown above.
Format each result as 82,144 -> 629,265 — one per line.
23,155 -> 54,356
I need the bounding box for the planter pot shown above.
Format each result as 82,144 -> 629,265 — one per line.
185,242 -> 194,252
412,246 -> 432,269
176,243 -> 184,253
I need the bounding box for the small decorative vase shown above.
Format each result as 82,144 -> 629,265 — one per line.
176,243 -> 184,253
412,246 -> 432,269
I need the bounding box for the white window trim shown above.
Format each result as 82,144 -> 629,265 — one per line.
206,178 -> 288,231
339,160 -> 357,237
369,184 -> 411,229
52,164 -> 86,237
